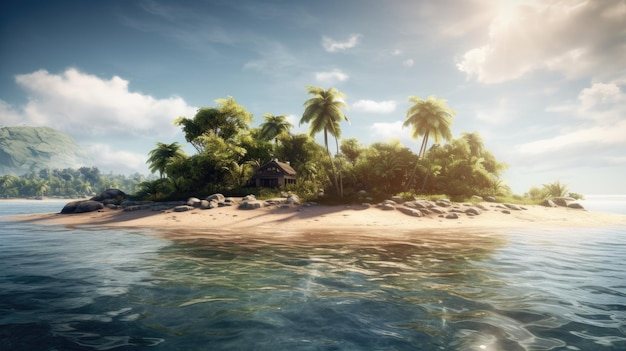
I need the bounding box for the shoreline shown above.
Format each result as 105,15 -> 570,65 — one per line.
7,200 -> 626,243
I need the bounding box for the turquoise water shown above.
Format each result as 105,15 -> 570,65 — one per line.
1,202 -> 625,350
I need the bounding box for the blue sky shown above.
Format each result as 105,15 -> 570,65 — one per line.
1,0 -> 625,195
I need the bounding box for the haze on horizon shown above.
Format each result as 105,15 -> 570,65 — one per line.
1,0 -> 625,195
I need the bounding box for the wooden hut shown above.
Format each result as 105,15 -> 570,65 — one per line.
251,159 -> 297,188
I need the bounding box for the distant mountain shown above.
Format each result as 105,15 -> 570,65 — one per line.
0,126 -> 94,175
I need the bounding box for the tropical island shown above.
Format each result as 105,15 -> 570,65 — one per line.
6,87 -> 626,233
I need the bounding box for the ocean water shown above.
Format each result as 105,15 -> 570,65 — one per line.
1,201 -> 625,350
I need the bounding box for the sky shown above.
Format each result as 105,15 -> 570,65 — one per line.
1,0 -> 625,195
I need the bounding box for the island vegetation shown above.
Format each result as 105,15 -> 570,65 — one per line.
0,87 -> 583,203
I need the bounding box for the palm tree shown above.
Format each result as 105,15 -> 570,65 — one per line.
260,113 -> 293,144
146,142 -> 187,179
300,86 -> 349,197
461,131 -> 485,157
403,95 -> 456,191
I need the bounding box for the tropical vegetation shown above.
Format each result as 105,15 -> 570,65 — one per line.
0,87 -> 583,203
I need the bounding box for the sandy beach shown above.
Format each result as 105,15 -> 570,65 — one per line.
8,199 -> 626,243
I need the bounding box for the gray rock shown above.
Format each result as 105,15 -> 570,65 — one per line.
390,196 -> 404,204
187,197 -> 202,207
553,197 -> 576,207
173,205 -> 194,212
502,210 -> 511,214
382,203 -> 396,211
207,193 -> 225,203
286,194 -> 300,205
504,203 -> 523,211
436,199 -> 451,207
445,213 -> 459,219
75,200 -> 104,213
540,199 -> 557,207
242,194 -> 257,201
61,200 -> 83,214
484,196 -> 496,202
91,189 -> 126,202
567,202 -> 585,209
430,207 -> 447,215
465,207 -> 482,216
399,207 -> 423,217
239,200 -> 264,209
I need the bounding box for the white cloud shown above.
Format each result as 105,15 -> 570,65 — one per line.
369,121 -> 414,147
86,144 -> 149,174
353,100 -> 397,114
516,81 -> 626,167
10,68 -> 197,140
403,59 -> 414,67
457,0 -> 626,83
321,34 -> 362,52
315,69 -> 349,84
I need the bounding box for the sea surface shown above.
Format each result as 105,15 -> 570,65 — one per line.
1,200 -> 625,350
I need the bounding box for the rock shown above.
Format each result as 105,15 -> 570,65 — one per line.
567,202 -> 585,209
173,205 -> 194,212
239,200 -> 264,209
242,194 -> 257,201
224,197 -> 236,205
91,189 -> 126,202
187,197 -> 202,207
540,199 -> 557,207
207,193 -> 225,203
382,203 -> 396,211
75,200 -> 104,213
465,207 -> 482,216
285,194 -> 300,205
504,203 -> 523,211
471,195 -> 483,201
553,197 -> 576,207
390,196 -> 404,204
484,196 -> 496,202
474,203 -> 488,211
430,207 -> 446,215
61,200 -> 83,214
445,213 -> 459,219
399,207 -> 423,217
436,199 -> 451,207
502,210 -> 511,214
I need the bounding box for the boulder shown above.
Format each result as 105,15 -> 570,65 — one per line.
553,197 -> 576,207
504,203 -> 523,211
75,200 -> 104,213
239,200 -> 264,209
445,213 -> 459,219
484,196 -> 496,202
390,196 -> 404,204
91,189 -> 126,202
242,194 -> 257,201
187,197 -> 202,208
567,202 -> 585,210
540,199 -> 557,207
285,194 -> 300,205
429,207 -> 446,215
399,207 -> 423,217
61,200 -> 83,214
382,203 -> 396,211
173,205 -> 194,212
436,199 -> 451,207
501,210 -> 511,214
465,207 -> 482,216
207,193 -> 225,203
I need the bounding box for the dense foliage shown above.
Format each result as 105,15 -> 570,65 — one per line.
140,90 -> 517,202
0,167 -> 146,198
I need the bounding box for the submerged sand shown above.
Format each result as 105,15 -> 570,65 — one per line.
8,199 -> 626,243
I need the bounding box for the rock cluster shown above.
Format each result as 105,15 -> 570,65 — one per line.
60,190 -> 303,214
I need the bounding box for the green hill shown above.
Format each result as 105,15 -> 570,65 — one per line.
0,126 -> 94,175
